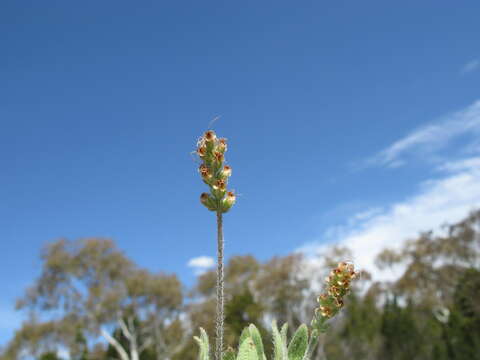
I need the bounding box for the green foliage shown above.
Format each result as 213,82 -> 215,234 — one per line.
223,348 -> 236,360
271,321 -> 287,360
38,352 -> 63,360
237,337 -> 259,360
379,297 -> 422,360
5,209 -> 480,360
287,325 -> 308,360
444,268 -> 480,359
248,324 -> 265,360
194,328 -> 210,360
225,290 -> 265,342
194,322 -> 313,360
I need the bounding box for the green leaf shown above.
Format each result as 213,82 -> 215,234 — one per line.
248,324 -> 265,359
239,326 -> 250,346
303,329 -> 319,360
272,321 -> 287,360
281,323 -> 289,345
287,324 -> 308,360
237,337 -> 259,360
194,328 -> 210,360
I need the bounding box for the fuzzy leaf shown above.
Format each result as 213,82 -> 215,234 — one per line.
237,337 -> 259,360
280,323 -> 289,345
303,329 -> 319,360
287,324 -> 308,360
248,324 -> 265,359
272,321 -> 287,360
239,326 -> 250,346
194,328 -> 210,360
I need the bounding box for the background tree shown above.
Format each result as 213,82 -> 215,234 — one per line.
38,351 -> 63,360
254,254 -> 309,329
445,268 -> 480,359
7,238 -> 183,360
2,210 -> 480,360
378,297 -> 423,360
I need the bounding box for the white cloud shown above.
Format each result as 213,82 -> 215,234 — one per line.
299,156 -> 480,282
187,256 -> 215,275
461,59 -> 479,74
438,157 -> 480,173
366,100 -> 480,168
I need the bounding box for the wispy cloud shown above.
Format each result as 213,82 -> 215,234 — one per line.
187,256 -> 215,275
365,100 -> 480,168
461,59 -> 479,74
299,156 -> 480,281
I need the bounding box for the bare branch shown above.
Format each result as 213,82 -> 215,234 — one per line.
100,328 -> 130,360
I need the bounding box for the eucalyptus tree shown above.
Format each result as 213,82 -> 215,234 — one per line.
375,209 -> 480,307
7,238 -> 183,360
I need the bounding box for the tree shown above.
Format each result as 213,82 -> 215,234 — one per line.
379,297 -> 423,360
444,268 -> 480,359
38,352 -> 63,360
375,209 -> 480,307
254,254 -> 309,329
6,238 -> 183,360
224,289 -> 266,353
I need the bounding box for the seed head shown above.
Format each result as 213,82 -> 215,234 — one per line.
195,129 -> 236,213
313,261 -> 359,328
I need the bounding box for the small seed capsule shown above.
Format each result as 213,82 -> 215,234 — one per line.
221,165 -> 232,177
204,130 -> 216,142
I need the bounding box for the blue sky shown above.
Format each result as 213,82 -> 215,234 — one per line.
1,0 -> 480,345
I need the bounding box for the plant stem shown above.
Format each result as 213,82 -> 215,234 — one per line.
215,211 -> 224,360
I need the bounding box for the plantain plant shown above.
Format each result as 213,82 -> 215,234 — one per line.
194,129 -> 358,360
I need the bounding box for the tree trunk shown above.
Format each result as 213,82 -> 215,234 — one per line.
101,328 -> 130,360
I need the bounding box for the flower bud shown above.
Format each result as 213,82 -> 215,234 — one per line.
221,165 -> 232,178
220,191 -> 236,213
199,164 -> 211,178
226,191 -> 236,204
217,138 -> 227,153
320,306 -> 332,318
204,130 -> 216,142
214,151 -> 224,164
213,179 -> 226,191
200,193 -> 217,211
197,146 -> 206,158
335,298 -> 344,308
317,293 -> 328,303
212,179 -> 226,199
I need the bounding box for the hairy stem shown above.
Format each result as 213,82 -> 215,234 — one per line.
215,211 -> 224,360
